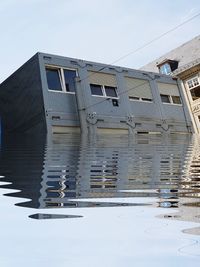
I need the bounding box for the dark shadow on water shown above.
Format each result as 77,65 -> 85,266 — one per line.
29,213 -> 83,220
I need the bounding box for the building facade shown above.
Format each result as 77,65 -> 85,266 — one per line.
0,52 -> 194,135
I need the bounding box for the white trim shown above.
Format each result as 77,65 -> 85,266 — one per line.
162,102 -> 182,106
48,90 -> 75,94
90,84 -> 118,99
91,94 -> 119,100
129,97 -> 153,103
45,65 -> 78,94
186,75 -> 200,90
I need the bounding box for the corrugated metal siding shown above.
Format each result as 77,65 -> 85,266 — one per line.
88,71 -> 117,87
157,82 -> 180,96
125,77 -> 152,99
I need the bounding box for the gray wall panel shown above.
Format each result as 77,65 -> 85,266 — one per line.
0,54 -> 46,133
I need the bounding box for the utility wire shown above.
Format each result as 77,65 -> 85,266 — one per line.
78,11 -> 200,83
78,11 -> 200,111
79,76 -> 155,111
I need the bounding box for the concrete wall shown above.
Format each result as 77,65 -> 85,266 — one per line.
0,54 -> 46,134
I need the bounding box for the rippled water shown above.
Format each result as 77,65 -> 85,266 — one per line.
0,133 -> 200,266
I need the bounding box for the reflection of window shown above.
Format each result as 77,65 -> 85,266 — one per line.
90,84 -> 118,98
160,94 -> 181,105
45,66 -> 77,93
159,63 -> 171,75
158,60 -> 179,75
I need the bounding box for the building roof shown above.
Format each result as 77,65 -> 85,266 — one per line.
140,35 -> 200,73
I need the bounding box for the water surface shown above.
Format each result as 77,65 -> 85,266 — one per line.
0,133 -> 199,266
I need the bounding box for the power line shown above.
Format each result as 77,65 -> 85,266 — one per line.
79,76 -> 155,111
79,11 -> 200,83
109,11 -> 200,66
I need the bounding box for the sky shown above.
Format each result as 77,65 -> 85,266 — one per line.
0,0 -> 200,82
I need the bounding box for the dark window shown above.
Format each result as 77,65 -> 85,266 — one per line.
104,86 -> 117,97
90,84 -> 103,96
160,94 -> 170,103
63,69 -> 76,92
129,96 -> 140,100
112,99 -> 119,106
46,68 -> 62,91
141,98 -> 152,102
171,96 -> 181,104
190,86 -> 200,101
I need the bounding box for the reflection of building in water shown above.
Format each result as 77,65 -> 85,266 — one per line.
0,135 -> 46,208
38,134 -> 190,208
0,133 -> 195,211
159,136 -> 200,235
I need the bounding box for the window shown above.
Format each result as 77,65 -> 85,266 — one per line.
90,84 -> 118,98
90,84 -> 103,96
190,87 -> 200,101
158,82 -> 181,105
160,94 -> 170,103
186,76 -> 200,89
63,69 -> 76,92
104,86 -> 117,97
158,60 -> 179,75
125,77 -> 153,102
46,68 -> 62,91
171,96 -> 181,104
160,94 -> 181,105
159,64 -> 171,75
45,66 -> 77,93
186,76 -> 200,102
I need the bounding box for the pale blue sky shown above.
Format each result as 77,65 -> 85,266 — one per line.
0,0 -> 199,82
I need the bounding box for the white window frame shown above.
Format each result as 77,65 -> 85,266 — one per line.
45,65 -> 77,94
129,96 -> 153,103
90,84 -> 119,99
186,76 -> 200,90
160,94 -> 182,106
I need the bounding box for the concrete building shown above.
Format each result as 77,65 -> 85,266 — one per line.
141,35 -> 200,133
0,52 -> 194,135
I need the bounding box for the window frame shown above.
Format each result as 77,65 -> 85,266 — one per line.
185,76 -> 200,102
160,94 -> 182,105
45,65 -> 77,94
159,63 -> 171,75
186,76 -> 200,90
129,96 -> 153,103
90,83 -> 118,99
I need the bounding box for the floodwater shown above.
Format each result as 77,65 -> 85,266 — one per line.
0,133 -> 200,266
